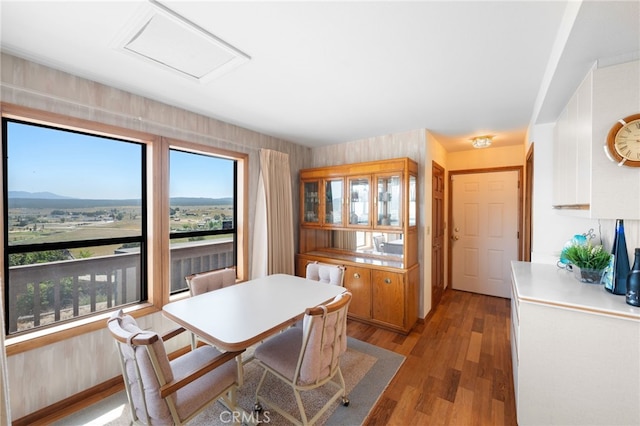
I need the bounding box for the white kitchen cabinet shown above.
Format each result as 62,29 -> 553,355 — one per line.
511,261 -> 640,426
552,60 -> 640,218
552,70 -> 592,207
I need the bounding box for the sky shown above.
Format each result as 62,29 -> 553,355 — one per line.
7,120 -> 234,200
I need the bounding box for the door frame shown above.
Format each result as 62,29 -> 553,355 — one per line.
524,144 -> 534,261
431,161 -> 445,308
447,166 -> 523,292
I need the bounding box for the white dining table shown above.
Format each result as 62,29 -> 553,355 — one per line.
162,273 -> 346,352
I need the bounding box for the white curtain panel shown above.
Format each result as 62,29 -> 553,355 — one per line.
251,171 -> 268,279
253,149 -> 295,276
0,278 -> 11,424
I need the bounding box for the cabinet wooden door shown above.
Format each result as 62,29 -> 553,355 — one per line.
343,266 -> 371,319
372,270 -> 404,326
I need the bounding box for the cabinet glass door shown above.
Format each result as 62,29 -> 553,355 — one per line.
302,180 -> 320,225
324,178 -> 344,226
348,176 -> 370,227
409,174 -> 416,227
376,174 -> 401,228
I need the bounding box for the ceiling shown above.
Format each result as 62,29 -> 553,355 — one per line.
1,1 -> 639,151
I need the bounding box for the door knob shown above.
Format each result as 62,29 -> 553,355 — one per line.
451,235 -> 459,241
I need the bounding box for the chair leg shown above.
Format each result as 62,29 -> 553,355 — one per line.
336,367 -> 350,406
253,368 -> 269,411
293,387 -> 309,426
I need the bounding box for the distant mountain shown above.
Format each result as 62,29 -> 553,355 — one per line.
170,197 -> 233,206
6,194 -> 232,209
9,191 -> 74,199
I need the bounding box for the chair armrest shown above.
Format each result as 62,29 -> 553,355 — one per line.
161,327 -> 186,342
160,349 -> 245,398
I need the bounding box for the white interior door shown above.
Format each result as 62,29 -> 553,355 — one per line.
451,171 -> 519,298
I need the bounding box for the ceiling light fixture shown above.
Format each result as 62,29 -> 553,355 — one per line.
471,135 -> 493,149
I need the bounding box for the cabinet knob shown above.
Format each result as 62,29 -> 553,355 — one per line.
353,272 -> 360,279
384,278 -> 392,284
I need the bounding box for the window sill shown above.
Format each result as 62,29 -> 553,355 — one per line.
5,303 -> 159,356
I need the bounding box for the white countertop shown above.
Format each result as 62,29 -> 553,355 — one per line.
511,261 -> 640,320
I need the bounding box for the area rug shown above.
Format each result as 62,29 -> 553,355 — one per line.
54,337 -> 404,426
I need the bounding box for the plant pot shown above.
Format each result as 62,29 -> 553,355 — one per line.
571,266 -> 605,284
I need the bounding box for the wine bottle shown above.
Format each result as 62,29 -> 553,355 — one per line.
626,248 -> 640,307
607,219 -> 630,295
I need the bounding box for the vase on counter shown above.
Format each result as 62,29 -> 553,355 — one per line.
626,248 -> 640,307
606,219 -> 630,295
572,266 -> 606,284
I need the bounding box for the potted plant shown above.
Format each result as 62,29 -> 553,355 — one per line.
563,242 -> 612,283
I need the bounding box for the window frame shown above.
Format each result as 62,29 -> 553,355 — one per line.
168,146 -> 238,295
1,103 -> 248,356
3,117 -> 149,335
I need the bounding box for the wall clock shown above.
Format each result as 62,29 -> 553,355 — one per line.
605,113 -> 640,167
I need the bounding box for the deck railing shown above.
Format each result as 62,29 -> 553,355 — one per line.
7,240 -> 234,334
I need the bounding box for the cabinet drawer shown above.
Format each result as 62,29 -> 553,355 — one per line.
343,266 -> 371,319
371,270 -> 404,326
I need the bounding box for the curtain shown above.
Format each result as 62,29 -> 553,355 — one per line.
250,149 -> 295,277
251,172 -> 268,278
0,277 -> 11,424
332,231 -> 358,250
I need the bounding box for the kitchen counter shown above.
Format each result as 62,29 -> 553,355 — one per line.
511,260 -> 640,320
510,261 -> 640,426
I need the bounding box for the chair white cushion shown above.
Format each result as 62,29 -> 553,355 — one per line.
305,263 -> 343,286
299,307 -> 346,385
110,311 -> 173,423
188,268 -> 236,295
254,327 -> 303,382
171,345 -> 237,420
109,309 -> 239,425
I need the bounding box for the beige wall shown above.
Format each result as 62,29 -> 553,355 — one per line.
448,144 -> 525,170
0,53 -> 310,420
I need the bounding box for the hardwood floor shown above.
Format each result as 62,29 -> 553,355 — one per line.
348,288 -> 517,426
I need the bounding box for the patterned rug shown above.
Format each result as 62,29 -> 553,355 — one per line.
54,337 -> 404,426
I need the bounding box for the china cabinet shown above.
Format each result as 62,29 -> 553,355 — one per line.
297,158 -> 419,334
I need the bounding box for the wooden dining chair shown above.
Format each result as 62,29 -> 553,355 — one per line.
107,309 -> 244,425
305,261 -> 346,286
253,291 -> 352,426
184,268 -> 237,349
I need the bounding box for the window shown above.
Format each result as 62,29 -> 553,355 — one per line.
1,105 -> 247,346
168,149 -> 237,293
2,118 -> 146,335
